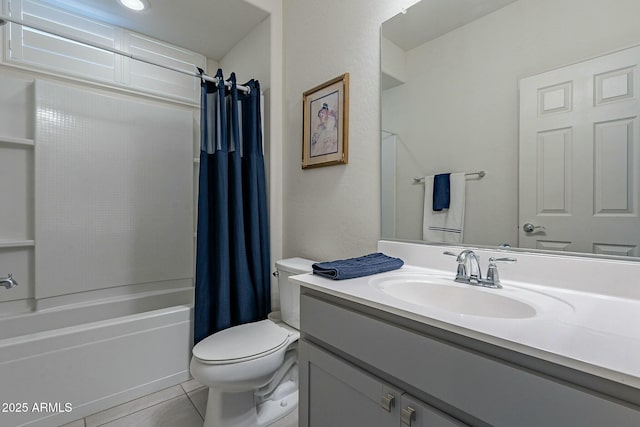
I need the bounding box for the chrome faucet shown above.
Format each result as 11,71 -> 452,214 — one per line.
444,251 -> 516,289
444,250 -> 483,284
1,273 -> 18,289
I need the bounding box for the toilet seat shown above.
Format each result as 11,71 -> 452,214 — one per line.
193,320 -> 290,365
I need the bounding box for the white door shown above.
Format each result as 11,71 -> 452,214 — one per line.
519,46 -> 640,256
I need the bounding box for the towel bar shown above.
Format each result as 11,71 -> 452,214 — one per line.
413,170 -> 485,183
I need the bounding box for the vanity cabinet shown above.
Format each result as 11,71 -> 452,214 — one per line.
300,340 -> 465,427
298,290 -> 640,427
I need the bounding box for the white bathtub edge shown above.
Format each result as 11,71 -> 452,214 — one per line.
1,305 -> 193,427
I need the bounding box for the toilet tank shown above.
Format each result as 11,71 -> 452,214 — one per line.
275,257 -> 316,330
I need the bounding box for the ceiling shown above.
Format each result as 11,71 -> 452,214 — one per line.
383,0 -> 518,51
42,0 -> 269,60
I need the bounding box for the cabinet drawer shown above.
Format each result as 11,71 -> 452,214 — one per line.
301,293 -> 640,426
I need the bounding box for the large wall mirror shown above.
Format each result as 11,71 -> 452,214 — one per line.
381,0 -> 640,259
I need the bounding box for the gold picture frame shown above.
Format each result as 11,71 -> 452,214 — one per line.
302,73 -> 349,169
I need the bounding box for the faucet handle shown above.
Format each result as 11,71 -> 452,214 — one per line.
491,257 -> 517,264
484,257 -> 517,288
443,251 -> 468,281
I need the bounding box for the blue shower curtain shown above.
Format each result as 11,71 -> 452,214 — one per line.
194,69 -> 270,344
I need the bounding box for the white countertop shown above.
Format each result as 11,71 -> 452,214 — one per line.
292,264 -> 640,390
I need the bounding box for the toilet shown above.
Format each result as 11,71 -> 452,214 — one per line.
190,257 -> 315,427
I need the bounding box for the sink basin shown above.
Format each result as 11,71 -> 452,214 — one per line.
369,273 -> 572,319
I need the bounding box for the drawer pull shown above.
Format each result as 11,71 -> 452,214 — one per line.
401,406 -> 416,426
381,392 -> 395,412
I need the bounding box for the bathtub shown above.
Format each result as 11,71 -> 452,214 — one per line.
0,288 -> 193,427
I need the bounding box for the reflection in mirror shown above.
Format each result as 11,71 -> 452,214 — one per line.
381,0 -> 640,259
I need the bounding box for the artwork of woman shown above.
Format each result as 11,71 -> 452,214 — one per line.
310,93 -> 339,157
302,73 -> 348,168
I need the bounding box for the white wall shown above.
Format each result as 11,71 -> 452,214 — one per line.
35,80 -> 194,299
282,0 -> 419,262
206,58 -> 220,73
381,36 -> 407,89
221,16 -> 271,88
236,0 -> 285,307
383,0 -> 640,246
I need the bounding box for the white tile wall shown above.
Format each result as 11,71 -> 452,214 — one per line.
34,80 -> 194,299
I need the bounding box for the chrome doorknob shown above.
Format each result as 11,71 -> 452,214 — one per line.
523,223 -> 545,233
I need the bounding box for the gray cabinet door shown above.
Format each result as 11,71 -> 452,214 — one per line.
299,340 -> 399,427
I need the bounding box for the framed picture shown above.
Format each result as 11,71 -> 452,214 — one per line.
302,73 -> 349,168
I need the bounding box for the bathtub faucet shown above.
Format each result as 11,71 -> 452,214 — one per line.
1,273 -> 18,289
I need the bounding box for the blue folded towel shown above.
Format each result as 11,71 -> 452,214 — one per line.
432,173 -> 451,211
312,253 -> 404,280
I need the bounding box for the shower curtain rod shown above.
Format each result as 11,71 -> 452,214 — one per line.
0,14 -> 251,93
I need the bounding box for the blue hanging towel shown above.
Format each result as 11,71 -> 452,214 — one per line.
432,173 -> 451,211
312,253 -> 404,280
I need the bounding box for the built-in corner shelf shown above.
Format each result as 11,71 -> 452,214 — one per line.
0,136 -> 35,147
193,158 -> 200,164
0,240 -> 35,249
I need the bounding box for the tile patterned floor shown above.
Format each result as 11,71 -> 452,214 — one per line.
59,378 -> 298,427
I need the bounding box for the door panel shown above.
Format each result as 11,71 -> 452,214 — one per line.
519,46 -> 640,255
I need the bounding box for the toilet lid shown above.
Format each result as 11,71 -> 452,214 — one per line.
193,320 -> 289,364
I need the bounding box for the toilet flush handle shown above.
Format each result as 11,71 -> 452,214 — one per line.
272,271 -> 279,277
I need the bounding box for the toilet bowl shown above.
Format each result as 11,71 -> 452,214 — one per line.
190,258 -> 315,427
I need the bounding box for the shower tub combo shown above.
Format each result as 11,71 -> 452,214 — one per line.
0,27 -> 199,427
